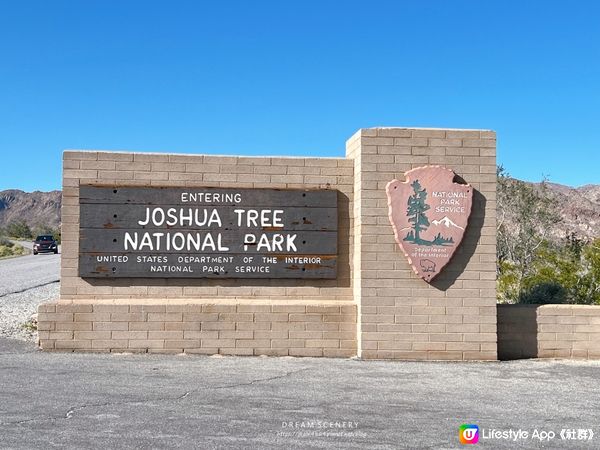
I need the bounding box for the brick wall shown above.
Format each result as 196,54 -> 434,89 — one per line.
39,127 -> 498,359
498,304 -> 600,359
46,151 -> 358,356
346,128 -> 497,360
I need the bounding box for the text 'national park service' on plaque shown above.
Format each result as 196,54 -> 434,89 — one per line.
78,186 -> 338,278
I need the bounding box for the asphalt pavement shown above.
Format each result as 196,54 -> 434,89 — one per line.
0,242 -> 60,296
0,338 -> 598,449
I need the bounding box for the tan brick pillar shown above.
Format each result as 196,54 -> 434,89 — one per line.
346,128 -> 497,360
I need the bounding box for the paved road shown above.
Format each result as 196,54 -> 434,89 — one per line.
0,339 -> 598,449
0,243 -> 60,296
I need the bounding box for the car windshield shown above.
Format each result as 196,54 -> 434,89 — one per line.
36,236 -> 53,241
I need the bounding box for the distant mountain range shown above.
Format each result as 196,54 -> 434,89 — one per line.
540,183 -> 600,241
0,181 -> 599,241
0,190 -> 61,230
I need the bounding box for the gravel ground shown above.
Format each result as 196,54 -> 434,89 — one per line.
0,243 -> 60,341
0,282 -> 59,341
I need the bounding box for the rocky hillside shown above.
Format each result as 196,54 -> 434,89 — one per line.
0,190 -> 61,229
530,182 -> 600,242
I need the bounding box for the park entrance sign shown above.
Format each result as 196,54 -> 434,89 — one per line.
38,127 -> 498,360
386,166 -> 473,282
78,186 -> 337,278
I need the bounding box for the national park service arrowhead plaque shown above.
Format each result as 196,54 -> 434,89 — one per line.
386,166 -> 473,282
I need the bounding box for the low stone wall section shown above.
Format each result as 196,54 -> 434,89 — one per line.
498,304 -> 600,359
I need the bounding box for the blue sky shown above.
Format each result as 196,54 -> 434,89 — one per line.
1,0 -> 599,191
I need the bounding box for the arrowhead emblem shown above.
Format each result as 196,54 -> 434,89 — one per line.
386,166 -> 473,282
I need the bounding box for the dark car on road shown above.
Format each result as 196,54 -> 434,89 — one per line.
33,235 -> 58,255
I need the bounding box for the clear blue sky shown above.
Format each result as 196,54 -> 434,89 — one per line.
1,0 -> 599,192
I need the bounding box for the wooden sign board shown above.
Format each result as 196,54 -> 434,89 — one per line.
78,186 -> 338,278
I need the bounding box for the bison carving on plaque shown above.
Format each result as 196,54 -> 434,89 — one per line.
386,166 -> 473,282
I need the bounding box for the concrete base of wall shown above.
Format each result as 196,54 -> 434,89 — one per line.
498,304 -> 600,359
37,300 -> 357,357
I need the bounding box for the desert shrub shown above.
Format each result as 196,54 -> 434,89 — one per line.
496,167 -> 558,302
4,220 -> 32,239
518,281 -> 567,305
0,239 -> 26,258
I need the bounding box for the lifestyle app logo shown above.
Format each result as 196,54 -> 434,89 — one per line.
459,424 -> 479,444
